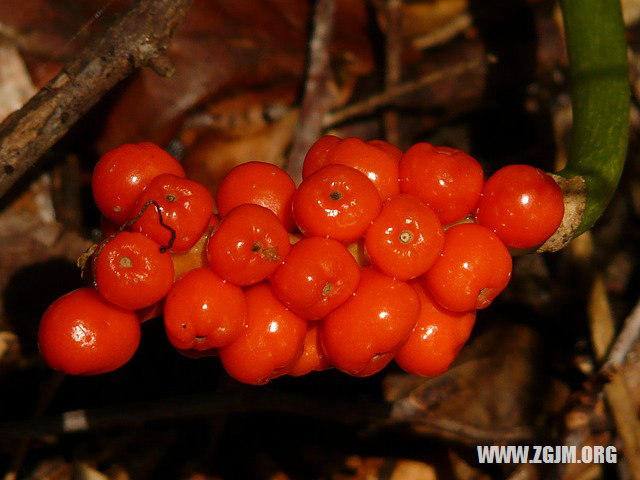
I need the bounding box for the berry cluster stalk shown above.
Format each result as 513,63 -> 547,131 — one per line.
559,0 -> 630,234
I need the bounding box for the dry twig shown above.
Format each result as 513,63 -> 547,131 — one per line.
588,275 -> 640,479
382,0 -> 402,146
0,0 -> 194,199
0,389 -> 390,441
323,55 -> 491,127
6,372 -> 65,480
600,295 -> 640,379
286,0 -> 336,185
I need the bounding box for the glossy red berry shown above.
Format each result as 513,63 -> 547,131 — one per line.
164,268 -> 247,351
395,281 -> 476,377
321,268 -> 419,377
422,223 -> 512,312
365,194 -> 444,280
216,161 -> 297,232
326,137 -> 400,200
475,164 -> 564,249
92,143 -> 185,224
302,135 -> 342,179
399,143 -> 484,224
131,173 -> 214,252
38,288 -> 141,375
293,164 -> 382,243
269,236 -> 360,320
94,231 -> 174,310
207,204 -> 291,286
219,283 -> 306,385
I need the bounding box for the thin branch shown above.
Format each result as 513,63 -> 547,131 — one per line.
0,384 -> 536,447
0,0 -> 194,199
411,417 -> 536,445
286,0 -> 336,186
587,274 -> 640,479
8,372 -> 65,480
382,0 -> 402,146
411,13 -> 473,51
391,396 -> 536,444
0,389 -> 390,441
600,295 -> 640,379
324,55 -> 491,127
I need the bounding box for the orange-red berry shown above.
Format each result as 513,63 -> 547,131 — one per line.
92,143 -> 185,224
269,236 -> 360,320
321,268 -> 419,377
395,281 -> 476,377
219,283 -> 306,385
365,194 -> 444,280
475,164 -> 564,249
422,223 -> 512,312
94,231 -> 174,310
293,164 -> 382,243
216,161 -> 297,232
399,143 -> 484,224
164,268 -> 247,351
208,204 -> 291,286
38,288 -> 141,375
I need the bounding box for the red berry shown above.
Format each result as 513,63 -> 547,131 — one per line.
92,143 -> 185,224
321,268 -> 419,377
399,143 -> 484,224
326,137 -> 400,200
269,236 -> 360,320
475,164 -> 564,249
302,135 -> 342,179
131,174 -> 214,252
219,283 -> 306,385
207,204 -> 291,286
38,288 -> 141,375
164,268 -> 247,351
395,281 -> 475,377
94,231 -> 174,310
293,164 -> 382,243
216,161 -> 297,232
422,223 -> 512,312
365,194 -> 444,280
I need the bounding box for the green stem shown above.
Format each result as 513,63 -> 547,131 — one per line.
559,0 -> 630,234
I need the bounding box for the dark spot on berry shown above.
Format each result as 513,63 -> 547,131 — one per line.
330,190 -> 343,201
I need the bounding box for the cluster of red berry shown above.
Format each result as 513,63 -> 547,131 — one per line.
37,137 -> 565,384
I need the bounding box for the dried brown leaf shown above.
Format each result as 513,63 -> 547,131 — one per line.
96,0 -> 373,152
182,109 -> 298,194
385,324 -> 569,445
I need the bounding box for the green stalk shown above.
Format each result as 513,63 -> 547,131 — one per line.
559,0 -> 630,234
